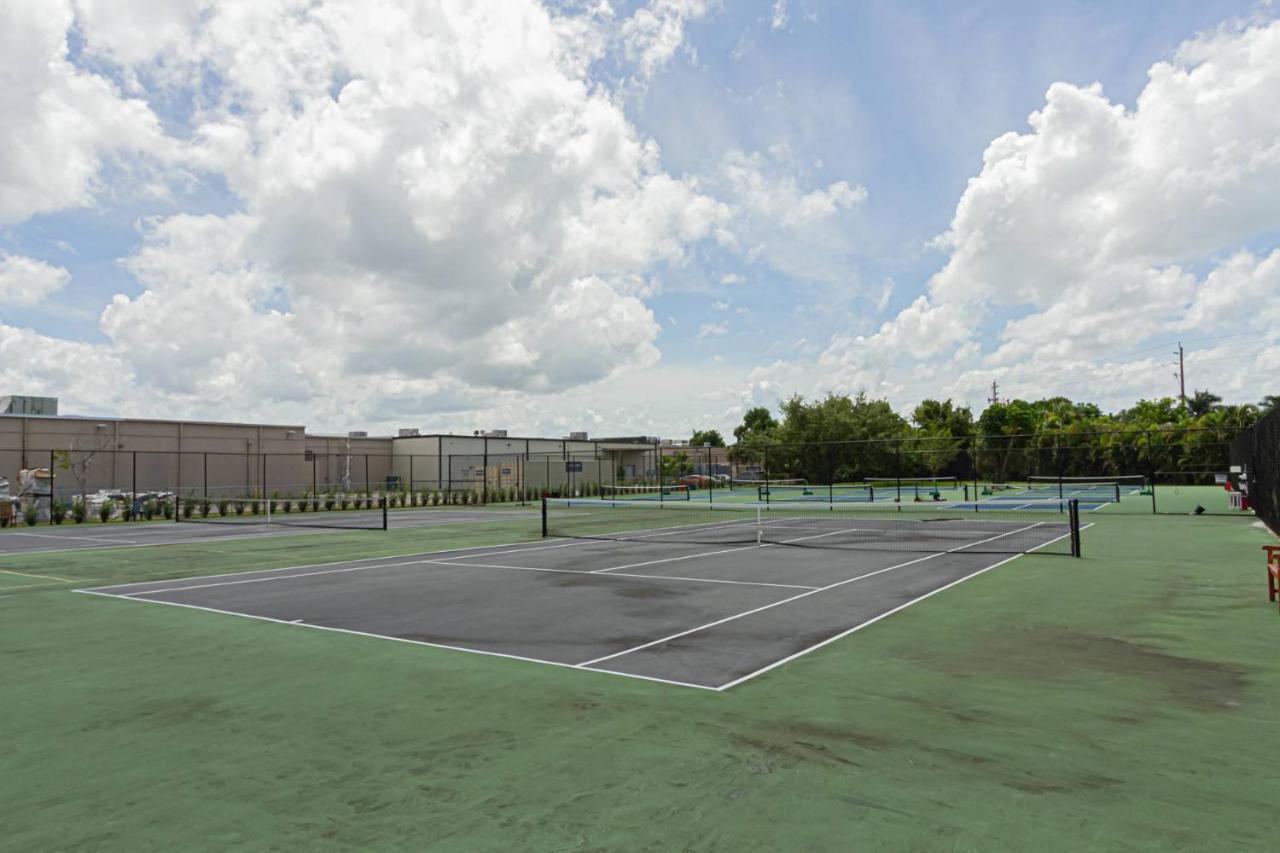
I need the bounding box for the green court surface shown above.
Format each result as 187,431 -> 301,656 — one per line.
2,507 -> 1278,851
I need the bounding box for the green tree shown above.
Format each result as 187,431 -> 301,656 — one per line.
729,406 -> 779,478
690,429 -> 725,447
1258,394 -> 1280,415
660,451 -> 692,479
905,425 -> 964,478
975,400 -> 1039,483
1186,389 -> 1222,418
911,399 -> 974,437
1117,397 -> 1185,426
733,407 -> 778,442
772,393 -> 909,483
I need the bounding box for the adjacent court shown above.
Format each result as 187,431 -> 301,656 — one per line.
0,506 -> 539,555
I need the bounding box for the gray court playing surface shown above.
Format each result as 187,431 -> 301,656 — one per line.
78,517 -> 1066,690
0,507 -> 539,554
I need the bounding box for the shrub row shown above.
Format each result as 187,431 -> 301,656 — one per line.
14,483 -> 616,526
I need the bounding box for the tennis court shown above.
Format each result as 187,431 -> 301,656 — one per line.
79,498 -> 1082,690
0,506 -> 539,555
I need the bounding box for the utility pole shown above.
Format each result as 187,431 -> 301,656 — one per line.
988,380 -> 1000,406
1173,342 -> 1186,410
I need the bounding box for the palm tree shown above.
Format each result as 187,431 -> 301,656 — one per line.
1186,389 -> 1222,418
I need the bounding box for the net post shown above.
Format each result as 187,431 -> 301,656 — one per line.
381,495 -> 388,531
654,440 -> 662,505
1112,482 -> 1120,502
706,445 -> 713,506
1070,498 -> 1081,557
826,443 -> 834,507
541,497 -> 548,538
266,497 -> 272,526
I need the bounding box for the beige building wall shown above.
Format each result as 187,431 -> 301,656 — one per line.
0,415 -> 309,499
0,413 -> 661,500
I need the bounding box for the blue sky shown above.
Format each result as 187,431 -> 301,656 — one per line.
639,0 -> 1263,364
0,1 -> 1277,436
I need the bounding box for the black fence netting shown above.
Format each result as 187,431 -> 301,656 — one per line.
1234,410 -> 1278,535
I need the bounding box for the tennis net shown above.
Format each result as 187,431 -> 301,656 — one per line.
175,496 -> 388,530
542,497 -> 1081,557
863,476 -> 959,493
600,484 -> 690,501
729,477 -> 807,490
758,483 -> 875,503
1026,475 -> 1147,501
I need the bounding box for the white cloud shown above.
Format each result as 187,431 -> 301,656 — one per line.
771,1 -> 789,30
875,278 -> 894,312
0,0 -> 171,224
19,0 -> 730,426
708,149 -> 867,285
620,0 -> 717,81
808,18 -> 1280,412
0,322 -> 133,412
1,2 -> 1275,438
0,254 -> 71,306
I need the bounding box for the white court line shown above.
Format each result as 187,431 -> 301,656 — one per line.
1,581 -> 77,593
79,533 -> 600,595
576,553 -> 948,668
591,542 -> 766,573
714,525 -> 1081,690
116,557 -> 448,596
0,567 -> 76,582
586,521 -> 897,574
86,528 -> 658,597
540,508 -> 765,543
418,559 -> 816,591
72,588 -> 718,692
1,507 -> 543,557
575,520 -> 1046,669
3,530 -> 138,544
593,513 -> 1053,573
3,525 -> 346,556
79,512 -> 1082,692
117,553 -> 815,597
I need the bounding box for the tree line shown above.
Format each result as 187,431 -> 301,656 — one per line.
685,391 -> 1276,486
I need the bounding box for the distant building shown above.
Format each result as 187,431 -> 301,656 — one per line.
0,395 -> 57,416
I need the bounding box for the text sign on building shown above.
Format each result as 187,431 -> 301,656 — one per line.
565,461 -> 583,473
